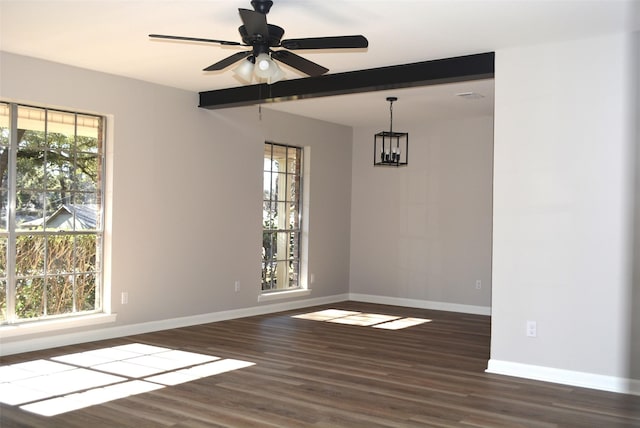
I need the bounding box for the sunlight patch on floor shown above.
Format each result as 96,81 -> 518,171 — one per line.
0,343 -> 255,417
293,309 -> 432,329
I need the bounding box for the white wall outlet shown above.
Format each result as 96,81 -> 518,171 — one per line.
475,280 -> 482,289
234,280 -> 240,292
526,320 -> 537,337
310,273 -> 315,284
121,292 -> 128,305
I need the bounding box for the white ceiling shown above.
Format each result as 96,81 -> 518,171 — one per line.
1,0 -> 638,127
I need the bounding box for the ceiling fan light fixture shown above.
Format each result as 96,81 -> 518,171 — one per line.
233,57 -> 255,83
253,53 -> 275,79
267,62 -> 285,84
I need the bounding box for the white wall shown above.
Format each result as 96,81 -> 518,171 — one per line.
490,32 -> 639,392
0,52 -> 352,353
349,116 -> 494,313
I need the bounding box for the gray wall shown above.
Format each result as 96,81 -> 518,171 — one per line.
0,52 -> 352,349
349,117 -> 494,310
491,32 -> 639,382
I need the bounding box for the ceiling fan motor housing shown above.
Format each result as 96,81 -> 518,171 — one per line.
251,0 -> 273,14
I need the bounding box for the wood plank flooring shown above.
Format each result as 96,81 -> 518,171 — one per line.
1,301 -> 639,427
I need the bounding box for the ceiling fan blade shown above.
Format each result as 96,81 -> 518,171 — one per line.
203,51 -> 252,71
281,35 -> 368,50
271,50 -> 328,77
238,8 -> 269,39
149,34 -> 242,46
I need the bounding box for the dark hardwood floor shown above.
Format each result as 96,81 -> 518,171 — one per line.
1,301 -> 639,427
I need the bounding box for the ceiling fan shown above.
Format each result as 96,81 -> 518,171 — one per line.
149,0 -> 368,84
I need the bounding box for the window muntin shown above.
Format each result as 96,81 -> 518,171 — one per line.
0,102 -> 105,323
262,142 -> 303,292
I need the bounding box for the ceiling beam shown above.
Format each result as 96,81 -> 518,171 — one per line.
198,52 -> 494,110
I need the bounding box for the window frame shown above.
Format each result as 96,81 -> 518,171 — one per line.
0,101 -> 107,325
261,141 -> 305,295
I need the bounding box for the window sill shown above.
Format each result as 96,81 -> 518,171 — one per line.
258,288 -> 311,302
0,313 -> 117,339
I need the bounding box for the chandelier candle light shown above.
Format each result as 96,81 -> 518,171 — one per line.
374,97 -> 408,167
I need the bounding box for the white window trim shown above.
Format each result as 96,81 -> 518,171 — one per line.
258,288 -> 311,302
0,312 -> 117,339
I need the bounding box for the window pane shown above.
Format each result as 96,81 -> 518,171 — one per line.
47,235 -> 74,273
287,148 -> 301,173
16,277 -> 45,319
16,148 -> 45,190
45,149 -> 74,191
16,191 -> 44,230
74,154 -> 99,191
287,174 -> 301,202
273,173 -> 287,201
76,273 -> 96,311
76,235 -> 97,273
16,235 -> 45,276
262,231 -> 275,261
46,275 -> 74,315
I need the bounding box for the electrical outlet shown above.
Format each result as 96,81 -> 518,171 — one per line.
121,292 -> 128,305
526,320 -> 537,337
475,280 -> 482,289
234,280 -> 240,292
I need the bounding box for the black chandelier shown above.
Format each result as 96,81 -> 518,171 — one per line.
374,96 -> 408,167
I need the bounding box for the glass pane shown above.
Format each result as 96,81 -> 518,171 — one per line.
77,114 -> 102,151
0,236 -> 6,277
17,106 -> 46,149
263,201 -> 274,229
286,147 -> 301,174
16,277 -> 45,319
45,150 -> 74,191
262,231 -> 275,262
74,154 -> 99,191
288,203 -> 299,230
288,260 -> 299,287
47,235 -> 74,273
76,234 -> 97,272
74,193 -> 100,230
287,232 -> 299,259
288,174 -> 300,202
16,148 -> 45,190
16,235 -> 45,275
46,110 -> 76,147
47,129 -> 74,153
0,279 -> 6,322
76,273 -> 96,311
273,173 -> 287,201
263,171 -> 274,201
262,261 -> 276,290
44,199 -> 73,231
263,145 -> 274,172
274,201 -> 289,229
46,275 -> 74,315
16,191 -> 45,230
272,144 -> 286,165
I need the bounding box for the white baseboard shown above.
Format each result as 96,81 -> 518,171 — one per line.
486,359 -> 640,396
0,293 -> 349,356
348,293 -> 491,316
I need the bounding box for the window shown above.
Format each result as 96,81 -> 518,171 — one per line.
0,102 -> 105,324
262,142 -> 303,292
